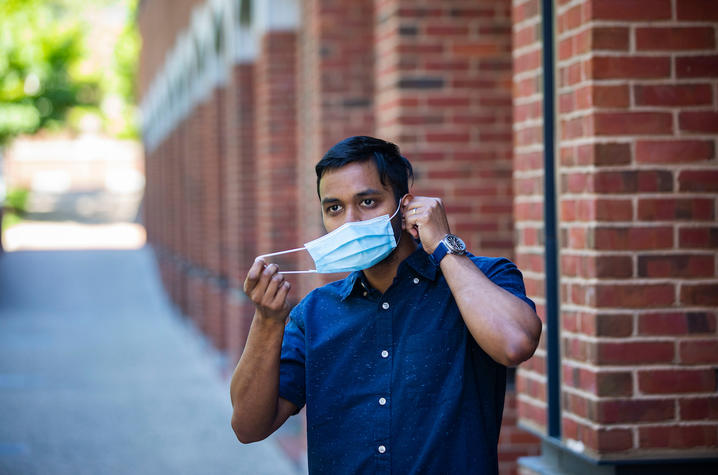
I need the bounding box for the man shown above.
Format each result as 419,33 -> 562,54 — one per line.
230,136 -> 541,474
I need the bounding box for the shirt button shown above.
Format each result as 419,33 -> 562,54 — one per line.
362,291 -> 367,297
413,277 -> 420,284
381,350 -> 389,358
378,445 -> 386,454
379,397 -> 387,406
381,302 -> 390,310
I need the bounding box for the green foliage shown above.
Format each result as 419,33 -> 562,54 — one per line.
2,210 -> 23,230
4,187 -> 30,215
0,0 -> 102,145
0,0 -> 140,144
1,186 -> 30,230
103,0 -> 141,138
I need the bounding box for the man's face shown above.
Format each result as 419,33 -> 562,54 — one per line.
318,160 -> 398,233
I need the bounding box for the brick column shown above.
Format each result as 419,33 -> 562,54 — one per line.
225,60 -> 257,362
513,0 -> 549,436
162,127 -> 178,305
374,0 -> 517,259
170,119 -> 187,313
179,116 -> 193,317
517,0 -> 718,471
202,86 -> 226,349
255,31 -> 298,266
186,101 -> 208,329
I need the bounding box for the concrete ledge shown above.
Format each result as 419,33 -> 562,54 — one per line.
519,440 -> 718,475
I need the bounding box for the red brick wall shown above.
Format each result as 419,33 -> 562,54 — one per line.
137,0 -> 204,98
500,391 -> 541,474
223,65 -> 255,286
512,0 -> 548,436
561,0 -> 718,458
255,31 -> 299,266
516,0 -> 718,462
374,0 -> 517,260
177,115 -> 196,315
225,62 -> 256,363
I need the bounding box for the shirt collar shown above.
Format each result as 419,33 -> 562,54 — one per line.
338,245 -> 438,301
338,271 -> 363,301
403,244 -> 439,281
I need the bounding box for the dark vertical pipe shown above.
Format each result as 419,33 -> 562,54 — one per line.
541,0 -> 561,439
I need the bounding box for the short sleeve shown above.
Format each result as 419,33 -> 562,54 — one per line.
279,307 -> 306,413
474,256 -> 536,312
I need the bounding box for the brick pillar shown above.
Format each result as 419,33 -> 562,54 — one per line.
186,102 -> 207,328
517,0 -> 718,471
158,140 -> 167,253
143,144 -> 154,245
162,128 -> 176,305
225,61 -> 256,363
255,31 -> 298,265
296,0 -> 376,297
202,86 -> 226,349
203,90 -> 223,277
170,118 -> 186,311
177,117 -> 191,317
222,61 -> 258,285
513,0 -> 549,437
374,0 -> 516,259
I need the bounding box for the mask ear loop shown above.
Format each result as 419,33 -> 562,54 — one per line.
255,248 -> 318,274
390,196 -> 404,221
390,193 -> 409,247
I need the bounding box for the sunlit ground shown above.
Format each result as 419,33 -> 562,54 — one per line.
3,220 -> 145,251
3,134 -> 145,251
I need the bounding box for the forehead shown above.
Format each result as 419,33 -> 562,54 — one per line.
318,160 -> 391,199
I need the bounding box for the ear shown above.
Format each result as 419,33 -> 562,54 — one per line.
400,193 -> 414,210
400,193 -> 414,230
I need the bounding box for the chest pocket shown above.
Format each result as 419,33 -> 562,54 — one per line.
400,328 -> 466,408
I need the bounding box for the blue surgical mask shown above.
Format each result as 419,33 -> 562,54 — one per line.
257,200 -> 403,274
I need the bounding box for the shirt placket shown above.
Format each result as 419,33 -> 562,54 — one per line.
374,293 -> 393,474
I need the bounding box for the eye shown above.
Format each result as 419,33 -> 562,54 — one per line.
360,198 -> 376,208
326,204 -> 342,215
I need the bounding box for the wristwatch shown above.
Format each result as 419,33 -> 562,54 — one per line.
430,234 -> 467,265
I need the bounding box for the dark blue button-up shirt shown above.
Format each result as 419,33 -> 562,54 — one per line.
279,247 -> 535,474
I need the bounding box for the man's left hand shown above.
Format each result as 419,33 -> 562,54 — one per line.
401,195 -> 451,254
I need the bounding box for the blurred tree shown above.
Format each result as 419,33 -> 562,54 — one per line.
101,0 -> 140,138
0,0 -> 102,145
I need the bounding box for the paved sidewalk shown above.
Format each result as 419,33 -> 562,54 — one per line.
0,247 -> 299,475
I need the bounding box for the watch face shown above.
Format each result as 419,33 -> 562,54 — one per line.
445,234 -> 466,253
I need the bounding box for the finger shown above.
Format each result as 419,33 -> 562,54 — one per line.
409,224 -> 420,240
244,258 -> 266,293
251,263 -> 278,301
427,197 -> 445,216
262,272 -> 285,306
403,205 -> 420,232
273,280 -> 291,308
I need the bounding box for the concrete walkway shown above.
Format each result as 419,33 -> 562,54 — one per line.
0,247 -> 299,475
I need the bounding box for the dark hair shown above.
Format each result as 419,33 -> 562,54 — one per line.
315,136 -> 414,202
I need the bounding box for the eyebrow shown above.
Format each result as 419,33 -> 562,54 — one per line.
321,188 -> 384,206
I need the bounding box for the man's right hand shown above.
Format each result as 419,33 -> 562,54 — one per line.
243,259 -> 292,322
232,258 -> 296,444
